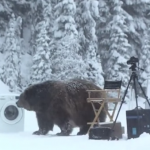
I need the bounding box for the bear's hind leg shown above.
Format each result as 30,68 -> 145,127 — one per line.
77,125 -> 90,135
56,122 -> 73,136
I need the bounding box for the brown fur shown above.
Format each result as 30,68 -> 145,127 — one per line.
16,78 -> 107,136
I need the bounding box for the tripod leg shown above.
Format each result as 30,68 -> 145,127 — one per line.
111,74 -> 133,136
136,78 -> 150,107
133,75 -> 139,109
133,76 -> 142,137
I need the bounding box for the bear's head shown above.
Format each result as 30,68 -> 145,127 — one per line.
16,82 -> 51,112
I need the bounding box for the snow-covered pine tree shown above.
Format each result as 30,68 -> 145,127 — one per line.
76,0 -> 104,87
139,26 -> 150,83
0,14 -> 22,93
50,0 -> 87,80
30,20 -> 52,84
30,0 -> 52,84
27,0 -> 44,57
42,0 -> 54,40
122,0 -> 150,57
75,0 -> 88,58
0,1 -> 9,31
105,0 -> 131,92
96,0 -> 112,74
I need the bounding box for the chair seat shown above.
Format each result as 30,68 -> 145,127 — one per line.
87,89 -> 120,92
87,98 -> 121,102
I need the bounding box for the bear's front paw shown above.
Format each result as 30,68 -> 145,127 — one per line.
33,130 -> 41,135
33,129 -> 48,135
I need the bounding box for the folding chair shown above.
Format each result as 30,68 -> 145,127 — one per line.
87,80 -> 122,130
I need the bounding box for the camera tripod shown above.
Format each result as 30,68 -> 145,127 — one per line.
110,63 -> 150,140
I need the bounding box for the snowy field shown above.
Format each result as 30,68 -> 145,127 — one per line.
0,81 -> 150,150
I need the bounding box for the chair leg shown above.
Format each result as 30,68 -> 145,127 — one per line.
91,103 -> 100,124
88,101 -> 105,133
110,103 -> 118,121
103,103 -> 118,121
91,103 -> 97,115
104,109 -> 112,121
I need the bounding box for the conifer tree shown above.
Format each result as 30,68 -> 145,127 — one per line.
140,26 -> 150,82
30,20 -> 52,83
50,0 -> 87,80
0,14 -> 22,92
76,0 -> 104,86
30,0 -> 52,84
96,0 -> 112,68
105,0 -> 131,92
122,0 -> 150,56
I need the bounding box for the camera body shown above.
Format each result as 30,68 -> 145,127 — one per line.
127,56 -> 139,65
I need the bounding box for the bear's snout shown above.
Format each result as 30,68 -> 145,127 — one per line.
16,101 -> 20,107
16,100 -> 24,108
16,99 -> 31,111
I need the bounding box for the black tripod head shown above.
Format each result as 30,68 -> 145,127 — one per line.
129,63 -> 137,72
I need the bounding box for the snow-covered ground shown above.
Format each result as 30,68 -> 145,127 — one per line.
0,81 -> 150,150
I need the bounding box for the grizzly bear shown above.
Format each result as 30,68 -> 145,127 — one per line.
16,78 -> 107,136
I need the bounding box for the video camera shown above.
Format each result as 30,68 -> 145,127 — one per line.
127,56 -> 139,65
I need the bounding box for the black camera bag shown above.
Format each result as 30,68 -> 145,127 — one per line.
89,126 -> 111,140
